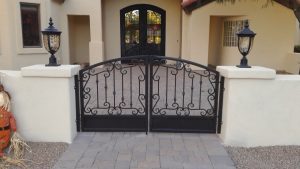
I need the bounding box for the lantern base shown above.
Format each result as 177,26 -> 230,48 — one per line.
237,56 -> 251,68
46,54 -> 60,67
236,65 -> 251,68
46,63 -> 61,67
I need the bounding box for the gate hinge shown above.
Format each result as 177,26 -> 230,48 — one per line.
217,121 -> 223,126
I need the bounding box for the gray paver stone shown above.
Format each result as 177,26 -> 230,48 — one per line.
54,133 -> 236,169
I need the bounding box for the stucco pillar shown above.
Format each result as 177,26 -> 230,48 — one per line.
0,65 -> 80,143
217,66 -> 300,147
89,1 -> 104,64
89,41 -> 104,64
217,66 -> 281,147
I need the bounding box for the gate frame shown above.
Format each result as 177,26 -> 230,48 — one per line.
75,55 -> 225,133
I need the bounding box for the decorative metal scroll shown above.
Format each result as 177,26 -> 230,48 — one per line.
151,59 -> 219,117
80,59 -> 146,116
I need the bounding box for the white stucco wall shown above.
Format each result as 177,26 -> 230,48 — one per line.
217,66 -> 300,147
102,0 -> 182,60
182,1 -> 296,71
0,65 -> 80,143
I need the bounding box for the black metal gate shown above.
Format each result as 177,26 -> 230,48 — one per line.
75,55 -> 224,133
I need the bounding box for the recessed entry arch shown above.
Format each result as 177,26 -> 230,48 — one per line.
120,4 -> 166,58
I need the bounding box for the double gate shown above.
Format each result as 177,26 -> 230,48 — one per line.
75,55 -> 224,133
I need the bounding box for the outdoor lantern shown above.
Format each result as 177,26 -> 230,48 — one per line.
42,18 -> 62,66
236,20 -> 256,68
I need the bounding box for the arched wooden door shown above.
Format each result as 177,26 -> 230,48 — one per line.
120,4 -> 166,58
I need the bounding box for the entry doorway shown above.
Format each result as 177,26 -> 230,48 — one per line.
120,4 -> 166,58
68,15 -> 91,67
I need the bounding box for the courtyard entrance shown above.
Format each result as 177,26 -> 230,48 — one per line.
75,55 -> 224,133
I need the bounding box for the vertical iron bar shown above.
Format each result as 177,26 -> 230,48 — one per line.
139,76 -> 141,97
144,56 -> 149,133
217,76 -> 225,134
174,70 -> 177,103
149,56 -> 154,132
213,73 -> 220,133
199,76 -> 202,109
165,67 -> 168,108
182,66 -> 186,107
121,68 -> 124,103
191,76 -> 194,105
105,74 -> 108,104
79,72 -> 85,131
96,75 -> 99,108
157,71 -> 160,96
74,75 -> 81,132
113,66 -> 116,108
130,66 -> 133,108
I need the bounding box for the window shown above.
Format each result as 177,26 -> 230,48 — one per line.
223,20 -> 247,47
20,3 -> 41,48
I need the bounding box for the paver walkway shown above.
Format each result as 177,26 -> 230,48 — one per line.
53,132 -> 235,169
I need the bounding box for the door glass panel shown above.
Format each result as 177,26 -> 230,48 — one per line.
125,10 -> 139,55
147,10 -> 161,44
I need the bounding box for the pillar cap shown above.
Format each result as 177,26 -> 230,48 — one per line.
217,66 -> 276,79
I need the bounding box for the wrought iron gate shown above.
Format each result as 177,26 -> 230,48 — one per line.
75,55 -> 224,133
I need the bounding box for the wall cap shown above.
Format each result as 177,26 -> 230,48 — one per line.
216,66 -> 276,79
21,64 -> 80,78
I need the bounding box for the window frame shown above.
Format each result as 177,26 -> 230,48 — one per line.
20,2 -> 42,48
223,19 -> 247,47
15,0 -> 47,54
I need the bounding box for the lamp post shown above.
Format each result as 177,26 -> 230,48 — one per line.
236,20 -> 256,68
42,18 -> 62,66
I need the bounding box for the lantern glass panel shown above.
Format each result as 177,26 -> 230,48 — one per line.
42,34 -> 50,52
49,34 -> 60,51
238,36 -> 251,54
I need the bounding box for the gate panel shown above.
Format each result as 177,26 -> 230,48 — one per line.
79,56 -> 148,131
76,55 -> 224,133
150,56 -> 220,133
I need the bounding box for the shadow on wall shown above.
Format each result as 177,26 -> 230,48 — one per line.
68,15 -> 91,67
73,62 -> 90,69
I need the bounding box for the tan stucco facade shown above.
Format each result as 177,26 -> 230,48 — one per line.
0,0 -> 50,70
182,1 -> 296,72
0,0 -> 103,70
0,0 -> 298,73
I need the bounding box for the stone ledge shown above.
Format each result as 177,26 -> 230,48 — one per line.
217,66 -> 276,79
21,64 -> 80,78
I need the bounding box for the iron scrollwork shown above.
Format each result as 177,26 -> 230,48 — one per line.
151,59 -> 218,117
80,60 -> 146,116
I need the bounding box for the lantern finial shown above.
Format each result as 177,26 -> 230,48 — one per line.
244,20 -> 249,28
49,17 -> 54,27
